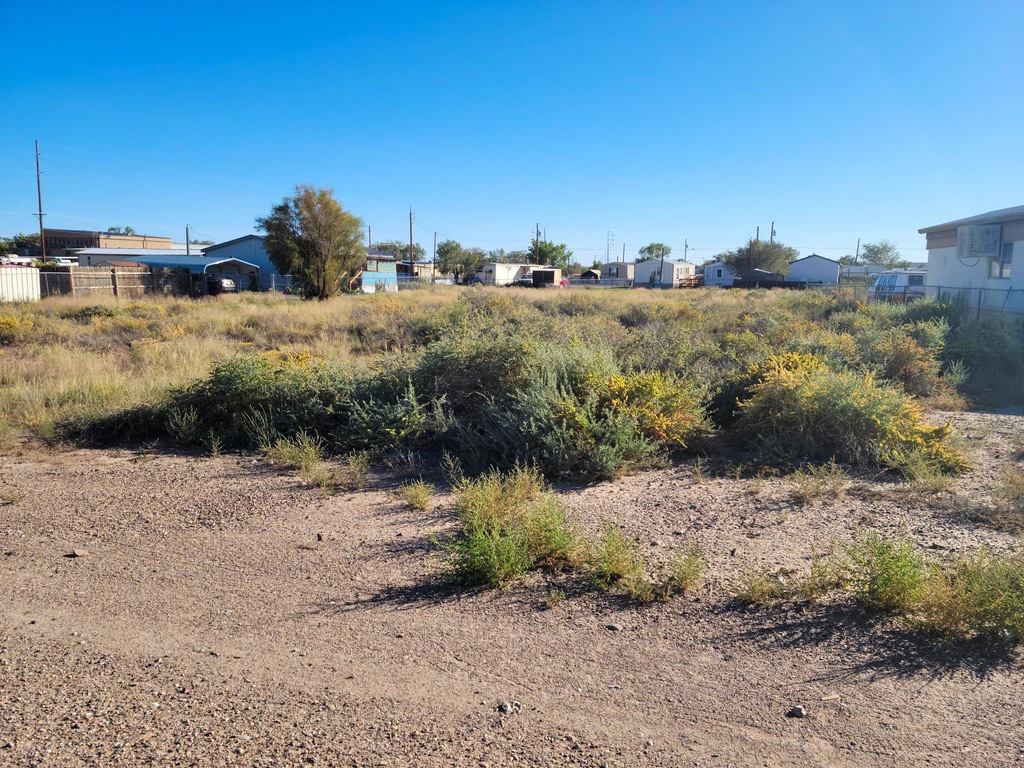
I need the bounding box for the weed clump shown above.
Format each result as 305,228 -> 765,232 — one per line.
393,479 -> 433,511
442,465 -> 582,590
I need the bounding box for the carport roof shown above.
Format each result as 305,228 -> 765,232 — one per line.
80,250 -> 260,274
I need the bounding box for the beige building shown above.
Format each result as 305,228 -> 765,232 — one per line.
43,229 -> 173,257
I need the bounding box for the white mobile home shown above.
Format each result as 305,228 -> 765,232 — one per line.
634,259 -> 695,288
475,262 -> 534,286
919,205 -> 1024,315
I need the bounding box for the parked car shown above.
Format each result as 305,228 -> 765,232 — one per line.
868,271 -> 926,303
509,276 -> 535,288
207,276 -> 236,295
464,275 -> 482,286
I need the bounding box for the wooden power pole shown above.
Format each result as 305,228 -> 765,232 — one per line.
35,140 -> 46,260
409,207 -> 414,263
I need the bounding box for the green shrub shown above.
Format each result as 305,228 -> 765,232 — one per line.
442,465 -> 581,590
733,352 -> 969,474
662,541 -> 706,596
588,524 -> 645,589
734,568 -> 792,606
844,530 -> 929,613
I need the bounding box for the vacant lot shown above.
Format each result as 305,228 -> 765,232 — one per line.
2,287 -> 1024,765
2,406 -> 1024,767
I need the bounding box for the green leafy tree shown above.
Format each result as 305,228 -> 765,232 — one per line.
435,240 -> 485,282
527,239 -> 572,268
637,243 -> 671,263
722,239 -> 798,275
374,240 -> 426,262
256,184 -> 365,300
0,233 -> 41,256
107,225 -> 137,235
859,240 -> 910,269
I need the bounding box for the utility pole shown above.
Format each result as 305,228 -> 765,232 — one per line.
186,225 -> 190,257
535,223 -> 540,265
756,226 -> 760,242
34,140 -> 46,261
684,239 -> 689,262
658,244 -> 667,289
432,231 -> 437,270
622,243 -> 625,261
368,226 -> 372,249
854,238 -> 860,266
409,207 -> 414,264
770,221 -> 775,244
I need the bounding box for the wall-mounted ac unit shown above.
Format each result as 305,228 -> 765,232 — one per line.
956,224 -> 1001,260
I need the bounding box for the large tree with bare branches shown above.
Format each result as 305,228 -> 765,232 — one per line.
257,185 -> 365,299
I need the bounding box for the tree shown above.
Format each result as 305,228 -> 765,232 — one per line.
435,239 -> 484,282
637,243 -> 671,263
189,238 -> 215,245
373,240 -> 426,262
0,233 -> 40,256
839,254 -> 857,266
107,225 -> 137,235
722,238 -> 799,275
527,239 -> 572,268
256,184 -> 365,300
859,240 -> 910,269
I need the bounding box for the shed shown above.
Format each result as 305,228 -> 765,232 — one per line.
475,262 -> 534,286
579,269 -> 600,280
360,248 -> 398,292
788,254 -> 840,284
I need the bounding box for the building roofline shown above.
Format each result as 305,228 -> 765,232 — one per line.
203,234 -> 265,251
919,204 -> 1024,234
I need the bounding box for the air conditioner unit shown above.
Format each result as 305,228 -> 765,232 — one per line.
956,224 -> 1001,260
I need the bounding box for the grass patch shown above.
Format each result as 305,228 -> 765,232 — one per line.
789,460 -> 846,505
394,479 -> 432,511
266,430 -> 325,473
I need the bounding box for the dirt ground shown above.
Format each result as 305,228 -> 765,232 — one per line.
2,411 -> 1024,767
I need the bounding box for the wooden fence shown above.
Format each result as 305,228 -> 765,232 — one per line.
38,266 -> 194,299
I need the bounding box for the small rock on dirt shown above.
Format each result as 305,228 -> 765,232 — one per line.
67,549 -> 89,558
607,624 -> 623,632
497,701 -> 522,715
787,705 -> 806,718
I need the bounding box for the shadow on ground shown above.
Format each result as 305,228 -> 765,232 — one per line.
725,601 -> 1021,682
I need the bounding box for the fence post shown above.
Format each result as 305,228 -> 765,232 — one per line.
111,268 -> 119,298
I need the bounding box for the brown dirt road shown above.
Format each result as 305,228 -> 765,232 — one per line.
2,412 -> 1023,767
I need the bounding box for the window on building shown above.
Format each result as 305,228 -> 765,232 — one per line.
715,268 -> 723,278
991,242 -> 1012,279
609,266 -> 619,277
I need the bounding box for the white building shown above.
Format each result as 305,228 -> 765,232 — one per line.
788,254 -> 840,284
634,259 -> 695,288
919,204 -> 1024,315
475,262 -> 534,286
600,261 -> 634,281
702,261 -> 736,287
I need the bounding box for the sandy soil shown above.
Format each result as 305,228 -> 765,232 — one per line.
2,411 -> 1024,767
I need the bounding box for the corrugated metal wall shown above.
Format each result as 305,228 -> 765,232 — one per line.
0,267 -> 41,302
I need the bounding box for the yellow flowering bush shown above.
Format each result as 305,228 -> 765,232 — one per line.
735,353 -> 969,474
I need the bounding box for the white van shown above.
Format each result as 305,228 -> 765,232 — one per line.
868,270 -> 926,304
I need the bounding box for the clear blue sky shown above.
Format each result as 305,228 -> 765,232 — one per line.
2,1 -> 1022,262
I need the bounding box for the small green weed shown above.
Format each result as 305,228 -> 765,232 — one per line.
844,529 -> 929,613
662,540 -> 706,596
588,524 -> 645,589
789,460 -> 846,505
544,585 -> 567,609
394,479 -> 432,511
442,465 -> 580,590
267,430 -> 325,473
